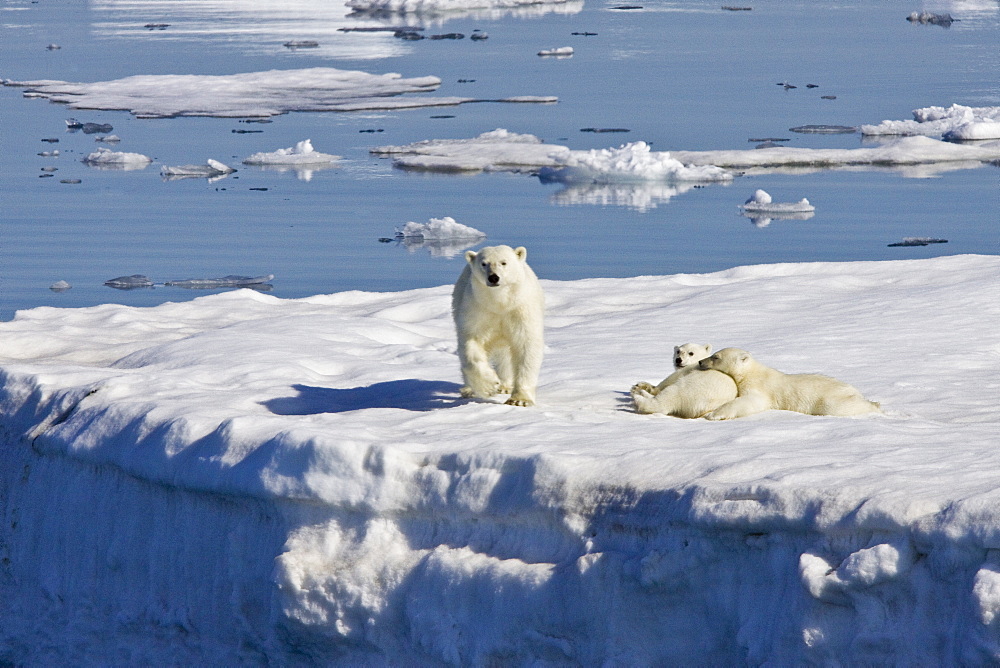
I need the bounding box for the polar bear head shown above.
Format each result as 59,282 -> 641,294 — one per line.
464,245 -> 528,288
698,347 -> 753,377
674,343 -> 712,370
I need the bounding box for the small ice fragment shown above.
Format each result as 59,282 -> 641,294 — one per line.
943,119 -> 1000,142
46,44 -> 61,50
67,119 -> 114,134
887,237 -> 948,247
538,46 -> 574,56
49,280 -> 71,291
59,179 -> 81,184
38,150 -> 59,157
789,124 -> 857,134
284,40 -> 319,48
394,216 -> 486,241
906,11 -> 955,27
160,160 -> 236,180
470,32 -> 488,41
739,190 -> 814,213
104,274 -> 154,289
164,274 -> 275,288
82,147 -> 153,168
41,166 -> 58,172
95,135 -> 121,143
243,139 -> 339,166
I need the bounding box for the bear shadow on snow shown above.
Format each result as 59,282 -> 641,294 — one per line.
261,380 -> 465,415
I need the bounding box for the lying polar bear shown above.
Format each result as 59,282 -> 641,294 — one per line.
631,343 -> 738,418
698,347 -> 881,420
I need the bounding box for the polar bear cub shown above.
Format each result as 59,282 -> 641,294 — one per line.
452,245 -> 544,407
631,343 -> 738,418
698,347 -> 881,420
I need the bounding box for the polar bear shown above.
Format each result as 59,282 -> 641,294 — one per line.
631,343 -> 738,418
452,245 -> 544,406
698,347 -> 881,420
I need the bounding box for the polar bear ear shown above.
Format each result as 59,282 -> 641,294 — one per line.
465,250 -> 478,265
704,344 -> 712,354
514,246 -> 527,262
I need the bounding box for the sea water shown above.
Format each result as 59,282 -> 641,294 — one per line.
1,0 -> 998,320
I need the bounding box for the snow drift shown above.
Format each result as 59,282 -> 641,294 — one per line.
3,255 -> 1000,664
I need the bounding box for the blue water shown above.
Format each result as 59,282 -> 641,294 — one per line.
1,0 -> 998,319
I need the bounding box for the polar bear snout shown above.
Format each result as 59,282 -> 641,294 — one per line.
487,272 -> 500,286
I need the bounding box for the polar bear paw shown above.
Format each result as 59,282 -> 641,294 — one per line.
631,382 -> 655,395
505,392 -> 535,407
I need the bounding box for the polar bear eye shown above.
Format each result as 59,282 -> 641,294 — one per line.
688,351 -> 695,356
501,262 -> 507,266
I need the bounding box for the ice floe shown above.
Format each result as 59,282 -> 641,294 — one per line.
376,129 -> 1000,180
347,0 -> 579,16
860,104 -> 1000,137
392,216 -> 486,256
164,274 -> 275,289
160,159 -> 237,181
81,147 -> 153,170
242,139 -> 339,166
104,274 -> 154,289
3,255 -> 1000,663
739,189 -> 815,213
538,46 -> 574,56
3,68 -> 556,118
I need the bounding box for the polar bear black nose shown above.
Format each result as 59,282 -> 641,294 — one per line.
488,273 -> 500,285
675,357 -> 683,366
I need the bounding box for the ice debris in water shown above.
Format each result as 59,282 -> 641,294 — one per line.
861,104 -> 1000,137
66,118 -> 114,134
160,159 -> 237,180
49,280 -> 71,292
242,139 -> 339,166
95,135 -> 121,143
104,275 -> 154,289
906,11 -> 955,27
739,189 -> 815,213
538,46 -> 574,56
82,148 -> 153,169
888,237 -> 948,247
395,216 -> 486,241
164,275 -> 275,289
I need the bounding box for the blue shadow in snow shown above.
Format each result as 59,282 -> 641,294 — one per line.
262,380 -> 465,415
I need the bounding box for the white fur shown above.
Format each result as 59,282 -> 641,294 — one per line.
631,343 -> 738,418
699,347 -> 881,420
452,245 -> 544,407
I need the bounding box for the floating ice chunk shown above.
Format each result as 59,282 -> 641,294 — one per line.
943,119 -> 1000,141
164,274 -> 275,289
739,189 -> 814,213
49,280 -> 71,292
243,139 -> 339,166
887,237 -> 948,247
347,0 -> 578,14
906,11 -> 955,26
549,182 -> 700,212
538,46 -> 573,56
373,128 -> 569,172
82,147 -> 152,169
4,69 -> 555,119
540,141 -> 733,183
94,134 -> 121,143
160,159 -> 237,181
66,118 -> 113,134
104,274 -> 154,289
861,104 -> 1000,137
395,216 -> 486,241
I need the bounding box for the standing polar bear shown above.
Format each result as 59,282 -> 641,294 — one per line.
698,347 -> 881,420
452,245 -> 544,406
631,343 -> 738,418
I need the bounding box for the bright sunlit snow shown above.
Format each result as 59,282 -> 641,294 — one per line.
3,255 -> 1000,663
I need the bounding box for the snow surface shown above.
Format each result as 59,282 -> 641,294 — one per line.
375,129 -> 1000,177
3,69 -> 555,118
242,139 -> 339,166
3,255 -> 1000,664
861,103 -> 1000,137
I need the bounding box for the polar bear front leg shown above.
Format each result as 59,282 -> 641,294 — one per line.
632,388 -> 659,414
459,339 -> 503,398
704,393 -> 769,420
